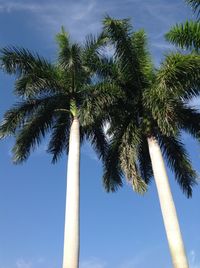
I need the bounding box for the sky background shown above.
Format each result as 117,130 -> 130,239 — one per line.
0,0 -> 200,267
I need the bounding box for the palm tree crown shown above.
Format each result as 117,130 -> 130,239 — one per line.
101,16 -> 200,197
0,27 -> 108,162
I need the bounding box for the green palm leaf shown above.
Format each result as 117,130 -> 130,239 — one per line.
47,113 -> 71,163
103,16 -> 145,94
165,21 -> 200,51
158,133 -> 197,197
12,105 -> 55,163
103,137 -> 123,192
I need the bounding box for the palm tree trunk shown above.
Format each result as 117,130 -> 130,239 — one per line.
147,136 -> 189,268
62,117 -> 80,268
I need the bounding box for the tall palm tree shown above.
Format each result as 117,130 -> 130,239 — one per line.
0,28 -> 111,268
100,17 -> 200,268
165,0 -> 200,51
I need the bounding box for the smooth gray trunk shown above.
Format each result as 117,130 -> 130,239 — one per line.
147,136 -> 189,268
62,117 -> 80,268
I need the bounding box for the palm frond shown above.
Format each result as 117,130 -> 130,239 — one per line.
103,16 -> 144,92
12,106 -> 56,163
2,93 -> 69,163
56,26 -> 71,68
70,44 -> 82,72
0,47 -> 52,76
176,104 -> 200,140
147,53 -> 200,135
143,87 -> 179,136
131,30 -> 154,82
138,137 -> 153,184
157,53 -> 200,99
103,137 -> 123,192
0,95 -> 64,138
158,133 -> 197,197
80,81 -> 122,126
119,141 -> 147,194
165,21 -> 200,51
14,66 -> 64,97
83,32 -> 107,71
0,100 -> 39,137
0,46 -> 64,97
117,119 -> 146,194
47,113 -> 71,163
88,56 -> 125,87
56,27 -> 83,82
83,120 -> 108,160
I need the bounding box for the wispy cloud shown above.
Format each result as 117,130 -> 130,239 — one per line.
79,244 -> 164,268
0,1 -> 43,13
16,259 -> 32,268
80,257 -> 107,268
82,142 -> 99,162
15,257 -> 46,268
118,253 -> 152,268
189,250 -> 200,268
144,2 -> 182,25
4,138 -> 48,160
151,41 -> 173,50
0,0 -> 99,39
0,0 -> 191,66
0,0 -> 189,44
189,97 -> 200,109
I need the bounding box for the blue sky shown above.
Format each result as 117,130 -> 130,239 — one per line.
0,0 -> 200,267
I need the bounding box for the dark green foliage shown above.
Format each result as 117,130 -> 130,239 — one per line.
103,137 -> 123,192
0,27 -> 109,164
47,114 -> 71,163
177,105 -> 200,139
138,137 -> 153,185
166,21 -> 200,51
12,105 -> 55,163
145,53 -> 200,136
0,47 -> 51,75
158,133 -> 197,197
166,0 -> 200,51
103,16 -> 150,97
156,53 -> 200,99
101,17 -> 200,197
1,19 -> 200,198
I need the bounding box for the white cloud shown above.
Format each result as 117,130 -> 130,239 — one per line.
14,257 -> 46,268
0,0 -> 187,44
0,0 -> 189,66
82,142 -> 99,162
37,257 -> 45,264
189,250 -> 200,268
80,257 -> 107,268
144,2 -> 182,24
189,97 -> 200,109
72,1 -> 96,21
16,259 -> 32,268
0,0 -> 99,39
151,42 -> 173,50
0,1 -> 46,13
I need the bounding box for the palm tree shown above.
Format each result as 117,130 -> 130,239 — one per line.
100,17 -> 200,268
0,28 -> 111,268
165,0 -> 200,51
